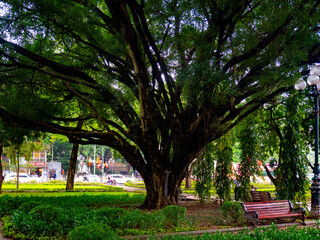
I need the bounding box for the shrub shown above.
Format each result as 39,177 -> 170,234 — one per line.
0,196 -> 25,217
17,201 -> 42,214
29,204 -> 62,222
93,207 -> 127,228
11,204 -> 74,238
220,201 -> 245,224
159,205 -> 186,227
68,223 -> 118,240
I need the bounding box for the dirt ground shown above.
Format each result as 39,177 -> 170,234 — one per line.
179,200 -> 225,229
179,200 -> 310,230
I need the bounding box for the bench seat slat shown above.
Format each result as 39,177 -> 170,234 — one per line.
241,200 -> 305,226
248,208 -> 289,212
258,213 -> 302,219
258,211 -> 291,214
247,206 -> 288,210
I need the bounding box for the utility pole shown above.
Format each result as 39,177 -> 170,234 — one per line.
93,145 -> 96,182
101,146 -> 104,183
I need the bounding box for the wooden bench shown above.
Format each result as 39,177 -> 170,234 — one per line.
250,191 -> 273,202
241,200 -> 305,226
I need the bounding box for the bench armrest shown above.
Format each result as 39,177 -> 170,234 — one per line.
245,211 -> 259,226
241,203 -> 259,225
291,207 -> 305,215
288,200 -> 306,214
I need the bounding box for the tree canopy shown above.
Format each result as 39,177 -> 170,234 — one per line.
0,0 -> 320,208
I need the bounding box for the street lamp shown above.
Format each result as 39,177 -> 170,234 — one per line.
294,64 -> 320,218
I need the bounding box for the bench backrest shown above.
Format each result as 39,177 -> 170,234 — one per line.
242,200 -> 291,216
250,191 -> 271,202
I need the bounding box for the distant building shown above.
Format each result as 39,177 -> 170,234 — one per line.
106,161 -> 131,175
3,150 -> 48,178
47,161 -> 62,180
27,150 -> 48,177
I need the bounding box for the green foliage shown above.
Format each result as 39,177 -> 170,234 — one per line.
1,215 -> 15,239
17,201 -> 42,214
194,143 -> 215,203
0,195 -> 25,217
274,96 -> 309,203
220,201 -> 245,224
151,224 -> 320,239
2,181 -> 124,193
236,118 -> 261,201
1,0 -> 320,211
159,205 -> 186,227
0,194 -> 145,218
0,194 -> 188,238
68,223 -> 118,240
214,134 -> 233,201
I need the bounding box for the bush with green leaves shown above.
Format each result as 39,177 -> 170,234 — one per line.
158,205 -> 187,227
149,224 -> 320,239
17,201 -> 42,214
68,223 -> 118,240
0,194 -> 145,218
220,201 -> 245,223
11,204 -> 74,238
3,195 -> 187,239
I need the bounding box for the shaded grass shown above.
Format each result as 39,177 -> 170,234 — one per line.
0,191 -> 142,197
2,181 -> 122,192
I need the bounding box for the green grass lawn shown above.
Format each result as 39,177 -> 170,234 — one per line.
0,191 -> 141,197
2,180 -> 311,200
1,181 -> 126,194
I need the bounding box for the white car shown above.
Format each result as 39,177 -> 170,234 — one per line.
29,175 -> 42,183
86,175 -> 101,182
105,174 -> 132,184
75,175 -> 101,183
4,173 -> 40,183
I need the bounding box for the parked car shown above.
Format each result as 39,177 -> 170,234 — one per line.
4,173 -> 40,183
75,175 -> 101,183
86,175 -> 101,182
104,174 -> 132,184
29,174 -> 42,183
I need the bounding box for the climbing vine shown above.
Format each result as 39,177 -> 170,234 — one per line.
236,118 -> 261,201
214,134 -> 233,201
194,143 -> 215,203
274,97 -> 309,202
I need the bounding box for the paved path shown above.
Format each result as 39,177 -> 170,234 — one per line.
121,185 -> 146,192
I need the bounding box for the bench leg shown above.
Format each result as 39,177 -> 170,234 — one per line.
246,212 -> 258,226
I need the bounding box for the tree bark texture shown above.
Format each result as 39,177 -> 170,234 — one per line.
0,0 -> 319,208
66,121 -> 83,190
185,165 -> 194,189
66,142 -> 79,190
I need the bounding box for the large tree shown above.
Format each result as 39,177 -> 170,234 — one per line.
0,0 -> 320,208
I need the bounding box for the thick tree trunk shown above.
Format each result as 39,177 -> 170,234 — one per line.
66,121 -> 83,190
66,142 -> 79,190
185,164 -> 194,189
139,169 -> 185,209
0,143 -> 3,194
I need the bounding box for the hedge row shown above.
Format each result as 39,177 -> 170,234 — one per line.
150,224 -> 320,240
0,194 -> 187,239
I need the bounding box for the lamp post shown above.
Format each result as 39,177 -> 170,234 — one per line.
294,64 -> 320,218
